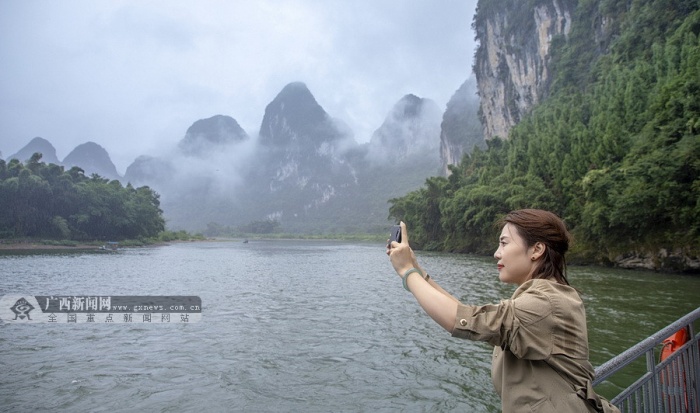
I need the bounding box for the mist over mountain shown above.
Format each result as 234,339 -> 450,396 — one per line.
179,115 -> 249,157
124,114 -> 257,231
62,142 -> 121,181
440,77 -> 484,175
366,94 -> 442,165
124,155 -> 175,187
7,138 -> 120,181
242,82 -> 359,225
5,80 -> 484,234
8,137 -> 60,165
125,114 -> 252,186
127,82 -> 450,233
258,82 -> 353,148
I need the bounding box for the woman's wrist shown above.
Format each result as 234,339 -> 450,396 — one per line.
401,268 -> 422,291
412,265 -> 430,281
401,268 -> 431,291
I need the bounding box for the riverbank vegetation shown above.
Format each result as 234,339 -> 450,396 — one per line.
203,220 -> 385,242
390,2 -> 700,270
0,154 -> 166,241
0,230 -> 207,250
0,230 -> 205,250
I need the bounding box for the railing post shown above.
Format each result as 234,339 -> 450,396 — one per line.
691,322 -> 700,413
646,349 -> 659,412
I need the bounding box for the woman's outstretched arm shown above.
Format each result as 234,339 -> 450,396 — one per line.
388,222 -> 460,332
403,274 -> 459,332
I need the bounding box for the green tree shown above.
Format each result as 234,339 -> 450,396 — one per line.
0,154 -> 165,240
389,2 -> 700,268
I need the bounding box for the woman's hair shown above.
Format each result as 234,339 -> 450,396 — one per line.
500,209 -> 571,285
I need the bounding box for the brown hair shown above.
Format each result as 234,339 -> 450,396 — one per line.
500,209 -> 571,285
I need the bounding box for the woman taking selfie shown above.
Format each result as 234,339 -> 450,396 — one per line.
387,209 -> 619,413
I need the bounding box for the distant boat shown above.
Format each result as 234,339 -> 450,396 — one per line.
99,241 -> 119,251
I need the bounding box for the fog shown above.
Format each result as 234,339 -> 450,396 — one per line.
125,131 -> 259,203
0,1 -> 478,174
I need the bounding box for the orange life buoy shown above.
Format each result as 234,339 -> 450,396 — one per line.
660,327 -> 690,361
659,327 -> 691,412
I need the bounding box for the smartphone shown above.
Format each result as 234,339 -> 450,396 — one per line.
389,225 -> 402,244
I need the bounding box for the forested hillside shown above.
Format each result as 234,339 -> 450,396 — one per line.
389,0 -> 700,271
0,154 -> 164,240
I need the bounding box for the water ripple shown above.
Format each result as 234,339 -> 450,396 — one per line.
1,241 -> 698,411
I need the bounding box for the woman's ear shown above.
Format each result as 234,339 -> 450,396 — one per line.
531,242 -> 546,260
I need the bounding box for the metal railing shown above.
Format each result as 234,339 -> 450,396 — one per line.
593,307 -> 700,413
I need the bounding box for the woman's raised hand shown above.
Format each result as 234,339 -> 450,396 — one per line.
387,221 -> 421,277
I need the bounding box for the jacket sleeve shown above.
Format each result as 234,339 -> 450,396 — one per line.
451,285 -> 555,360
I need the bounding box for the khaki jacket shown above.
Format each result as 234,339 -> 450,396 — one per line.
452,279 -> 620,413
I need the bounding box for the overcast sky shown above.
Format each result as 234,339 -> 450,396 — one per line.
0,1 -> 478,174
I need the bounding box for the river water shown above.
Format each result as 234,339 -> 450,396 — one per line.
1,240 -> 698,412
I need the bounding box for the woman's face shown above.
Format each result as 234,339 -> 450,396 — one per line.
494,223 -> 536,285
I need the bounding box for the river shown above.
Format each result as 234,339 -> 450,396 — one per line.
1,240 -> 698,412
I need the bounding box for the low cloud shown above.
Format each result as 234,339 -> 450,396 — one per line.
0,1 -> 478,174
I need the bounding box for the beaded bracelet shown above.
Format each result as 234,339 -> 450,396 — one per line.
402,268 -> 423,291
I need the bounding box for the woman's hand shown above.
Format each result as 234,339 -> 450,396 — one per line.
387,221 -> 422,277
386,222 -> 458,332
